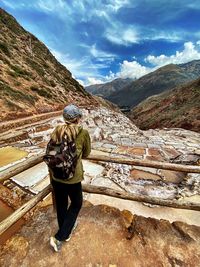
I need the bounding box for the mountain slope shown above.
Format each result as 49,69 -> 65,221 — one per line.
107,61 -> 200,108
85,78 -> 133,98
0,8 -> 97,121
129,78 -> 200,132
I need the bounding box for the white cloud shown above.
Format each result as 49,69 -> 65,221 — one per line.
145,30 -> 183,42
51,49 -> 82,72
90,44 -> 116,62
51,41 -> 200,86
105,26 -> 139,45
186,1 -> 200,10
1,0 -> 27,9
87,41 -> 200,85
1,0 -> 15,9
117,60 -> 151,79
37,0 -> 67,12
50,48 -> 107,86
106,0 -> 130,12
85,71 -> 116,86
146,42 -> 200,66
87,77 -> 104,85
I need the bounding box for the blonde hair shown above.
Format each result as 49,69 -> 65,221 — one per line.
51,124 -> 80,144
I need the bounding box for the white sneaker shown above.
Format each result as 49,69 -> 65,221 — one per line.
50,236 -> 62,252
65,221 -> 78,242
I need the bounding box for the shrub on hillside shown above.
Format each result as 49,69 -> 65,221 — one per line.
5,98 -> 23,110
7,70 -> 18,78
26,58 -> 45,76
30,85 -> 52,98
0,82 -> 37,104
0,42 -> 10,56
10,64 -> 30,77
0,11 -> 24,35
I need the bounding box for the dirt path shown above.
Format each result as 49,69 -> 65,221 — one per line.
0,110 -> 63,133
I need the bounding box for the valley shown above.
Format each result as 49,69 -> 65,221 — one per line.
0,7 -> 200,266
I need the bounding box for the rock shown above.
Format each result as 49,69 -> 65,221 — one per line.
93,127 -> 103,141
121,209 -> 134,229
82,160 -> 105,178
129,169 -> 161,181
0,235 -> 29,265
170,153 -> 200,165
1,204 -> 200,267
159,170 -> 186,183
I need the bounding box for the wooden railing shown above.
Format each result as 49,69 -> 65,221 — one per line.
0,152 -> 200,235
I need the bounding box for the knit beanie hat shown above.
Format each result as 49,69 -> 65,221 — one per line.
63,104 -> 82,122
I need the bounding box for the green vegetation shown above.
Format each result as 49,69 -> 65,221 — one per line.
14,81 -> 21,86
0,42 -> 10,56
13,44 -> 20,51
192,86 -> 200,95
5,98 -> 22,110
0,53 -> 10,65
32,41 -> 46,56
7,64 -> 32,80
0,82 -> 37,104
49,80 -> 56,87
42,61 -> 50,69
26,58 -> 45,76
10,64 -> 30,77
30,85 -> 52,98
7,70 -> 18,78
0,11 -> 24,35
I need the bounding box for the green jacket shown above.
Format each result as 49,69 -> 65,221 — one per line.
50,127 -> 91,184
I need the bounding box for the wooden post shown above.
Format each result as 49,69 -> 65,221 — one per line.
82,184 -> 200,211
0,185 -> 51,235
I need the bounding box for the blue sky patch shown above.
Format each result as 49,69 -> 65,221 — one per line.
1,0 -> 200,85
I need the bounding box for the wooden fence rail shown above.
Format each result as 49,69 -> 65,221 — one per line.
0,185 -> 51,235
0,183 -> 200,236
82,184 -> 200,211
1,152 -> 200,183
87,154 -> 200,173
0,152 -> 200,236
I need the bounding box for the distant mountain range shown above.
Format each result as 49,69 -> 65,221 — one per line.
107,60 -> 200,108
85,78 -> 133,98
0,8 -> 98,122
129,78 -> 200,132
85,59 -> 200,132
85,60 -> 200,110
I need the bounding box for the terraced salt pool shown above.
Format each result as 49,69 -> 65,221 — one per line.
0,146 -> 28,167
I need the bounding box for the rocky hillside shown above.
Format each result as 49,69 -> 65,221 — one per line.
85,78 -> 133,98
107,61 -> 200,108
0,8 -> 97,122
129,78 -> 200,132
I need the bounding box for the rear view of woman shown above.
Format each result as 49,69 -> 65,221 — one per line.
47,104 -> 91,252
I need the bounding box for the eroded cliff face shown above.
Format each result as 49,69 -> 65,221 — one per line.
0,201 -> 200,267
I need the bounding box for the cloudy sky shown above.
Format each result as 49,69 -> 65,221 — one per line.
1,0 -> 200,85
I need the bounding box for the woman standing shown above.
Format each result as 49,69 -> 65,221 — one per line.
48,104 -> 91,252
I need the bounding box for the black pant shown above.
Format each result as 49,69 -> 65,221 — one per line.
51,180 -> 83,241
